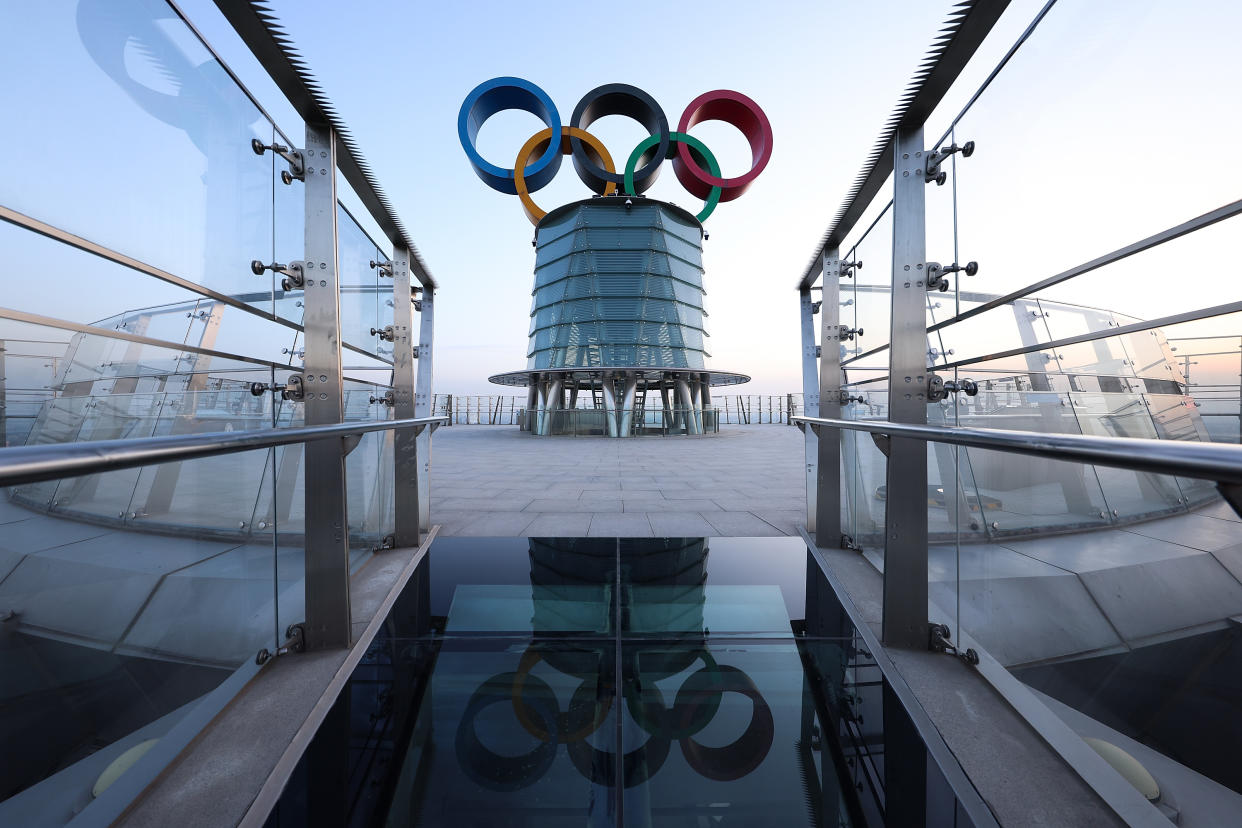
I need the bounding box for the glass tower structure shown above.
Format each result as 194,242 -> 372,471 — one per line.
490,195 -> 749,436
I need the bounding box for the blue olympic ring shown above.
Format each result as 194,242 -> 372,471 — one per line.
458,77 -> 562,195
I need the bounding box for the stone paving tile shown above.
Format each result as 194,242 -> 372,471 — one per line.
523,513 -> 594,536
525,498 -> 621,513
750,509 -> 805,536
702,511 -> 787,537
587,513 -> 654,537
623,498 -> 720,513
439,511 -> 535,537
435,496 -> 534,512
646,512 -> 719,536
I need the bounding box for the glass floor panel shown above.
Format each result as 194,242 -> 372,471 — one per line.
265,537 -> 982,828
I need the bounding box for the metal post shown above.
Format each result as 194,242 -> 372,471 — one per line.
601,373 -> 619,437
883,127 -> 930,649
543,376 -> 563,436
619,372 -> 637,436
0,340 -> 6,448
414,286 -> 434,531
675,376 -> 700,435
700,372 -> 712,431
301,123 -> 350,651
816,249 -> 842,547
391,247 -> 419,548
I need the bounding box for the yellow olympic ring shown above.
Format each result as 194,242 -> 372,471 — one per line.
514,126 -> 616,225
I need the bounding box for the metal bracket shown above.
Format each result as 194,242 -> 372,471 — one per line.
838,390 -> 865,405
840,533 -> 863,553
370,325 -> 396,342
811,300 -> 822,315
924,140 -> 974,185
251,259 -> 306,292
870,432 -> 890,457
255,623 -> 306,665
369,390 -> 395,407
840,260 -> 862,278
250,138 -> 305,184
370,258 -> 394,278
926,374 -> 978,402
929,623 -> 979,666
840,326 -> 864,341
342,433 -> 363,456
249,374 -> 305,401
372,533 -> 396,553
925,260 -> 976,292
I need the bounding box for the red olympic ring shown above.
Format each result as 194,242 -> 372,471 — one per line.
674,90 -> 773,204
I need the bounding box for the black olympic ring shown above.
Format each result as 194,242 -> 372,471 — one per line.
569,83 -> 669,195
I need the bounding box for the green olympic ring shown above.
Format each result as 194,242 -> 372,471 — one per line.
624,132 -> 722,223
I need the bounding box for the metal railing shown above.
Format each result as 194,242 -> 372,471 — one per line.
0,416 -> 446,488
795,0 -> 1242,823
794,415 -> 1242,509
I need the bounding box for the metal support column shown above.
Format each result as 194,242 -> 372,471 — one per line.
700,372 -> 712,431
601,373 -> 619,437
883,127 -> 930,649
391,247 -> 419,548
542,376 -> 563,436
414,287 -> 434,531
800,288 -> 819,532
301,123 -> 351,651
675,376 -> 700,435
619,372 -> 638,436
816,249 -> 842,547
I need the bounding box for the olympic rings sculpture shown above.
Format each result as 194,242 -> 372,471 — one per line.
458,77 -> 772,226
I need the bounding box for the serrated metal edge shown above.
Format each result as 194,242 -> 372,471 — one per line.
222,1 -> 436,289
797,0 -> 990,290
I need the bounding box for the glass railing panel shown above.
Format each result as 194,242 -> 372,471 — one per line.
0,446 -> 278,822
934,298 -> 1052,371
1144,393 -> 1218,508
955,390 -> 1112,536
337,205 -> 382,357
951,0 -> 1242,303
841,393 -> 887,565
343,382 -> 395,568
839,200 -> 893,369
1067,392 -> 1187,521
0,0 -> 276,315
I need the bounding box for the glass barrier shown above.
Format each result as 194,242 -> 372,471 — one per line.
0,444 -> 279,819
338,205 -> 388,358
0,0 -> 277,317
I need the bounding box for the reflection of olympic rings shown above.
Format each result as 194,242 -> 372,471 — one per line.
624,133 -> 722,223
512,646 -> 613,743
455,672 -> 558,792
456,645 -> 775,791
676,665 -> 775,781
458,77 -> 771,225
514,127 -> 616,225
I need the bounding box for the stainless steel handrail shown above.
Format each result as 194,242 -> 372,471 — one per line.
0,417 -> 448,488
793,415 -> 1242,486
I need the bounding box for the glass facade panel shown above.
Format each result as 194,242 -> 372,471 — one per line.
527,202 -> 709,371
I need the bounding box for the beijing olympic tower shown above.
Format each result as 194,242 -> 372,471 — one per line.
459,79 -> 771,436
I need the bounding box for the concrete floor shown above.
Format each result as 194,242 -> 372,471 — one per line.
428,424 -> 805,537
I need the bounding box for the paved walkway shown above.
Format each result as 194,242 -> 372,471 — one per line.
428,425 -> 806,537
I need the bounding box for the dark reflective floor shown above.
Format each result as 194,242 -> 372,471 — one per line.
266,537 -> 979,828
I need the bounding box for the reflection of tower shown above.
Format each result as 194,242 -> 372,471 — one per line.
489,196 -> 749,436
